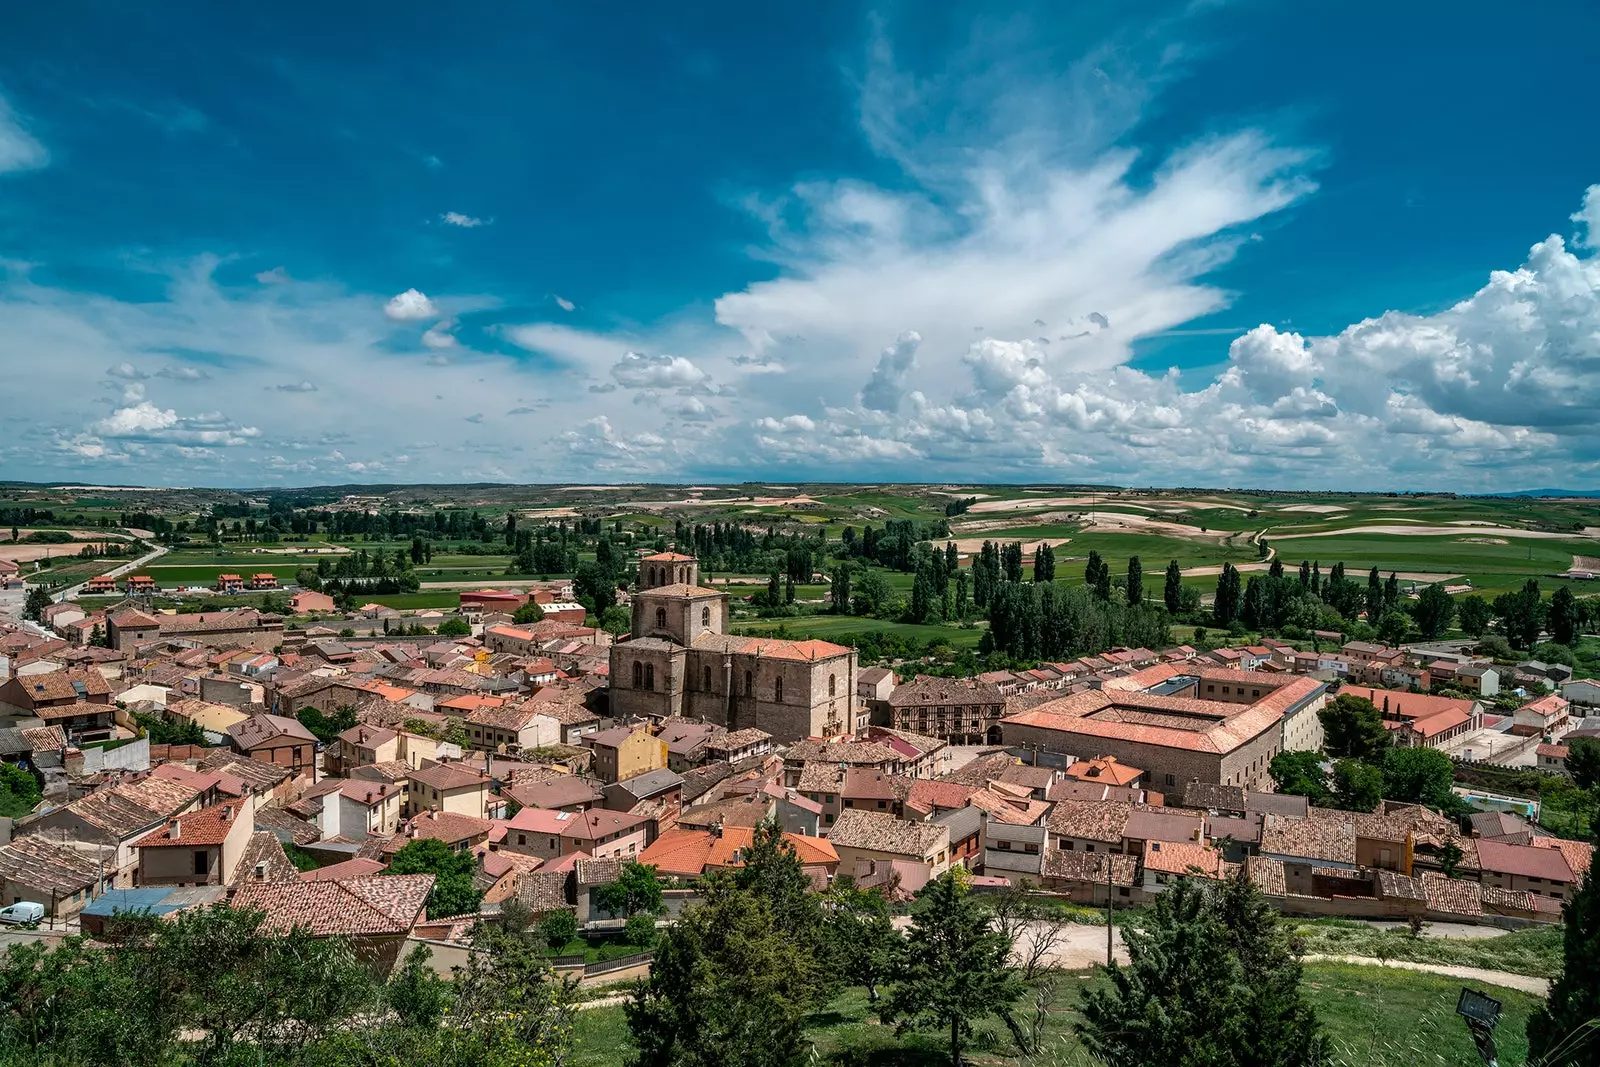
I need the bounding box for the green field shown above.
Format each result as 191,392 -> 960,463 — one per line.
569,963 -> 1541,1067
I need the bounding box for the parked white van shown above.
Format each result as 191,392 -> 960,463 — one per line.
0,901 -> 45,926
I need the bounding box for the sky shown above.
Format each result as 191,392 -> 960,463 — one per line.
1,1 -> 1598,492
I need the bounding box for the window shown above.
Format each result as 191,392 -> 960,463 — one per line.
1164,774 -> 1176,787
701,606 -> 711,627
744,670 -> 753,696
703,665 -> 713,691
655,607 -> 667,630
633,661 -> 643,688
518,834 -> 526,846
775,677 -> 784,702
829,674 -> 836,697
645,663 -> 655,690
1063,841 -> 1074,850
194,851 -> 210,876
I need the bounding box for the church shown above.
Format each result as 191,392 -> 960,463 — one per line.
608,552 -> 862,741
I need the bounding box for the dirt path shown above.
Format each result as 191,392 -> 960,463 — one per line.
1275,524 -> 1593,541
1302,955 -> 1549,995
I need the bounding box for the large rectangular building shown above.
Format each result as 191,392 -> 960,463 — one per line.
1002,667 -> 1326,792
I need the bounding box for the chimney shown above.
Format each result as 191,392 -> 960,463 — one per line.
221,806 -> 233,821
167,819 -> 181,840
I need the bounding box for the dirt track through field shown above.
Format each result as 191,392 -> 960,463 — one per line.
1274,524 -> 1592,540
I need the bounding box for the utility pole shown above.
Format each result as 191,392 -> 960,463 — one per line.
1105,857 -> 1114,965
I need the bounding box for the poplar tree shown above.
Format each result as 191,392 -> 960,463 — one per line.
1165,559 -> 1183,614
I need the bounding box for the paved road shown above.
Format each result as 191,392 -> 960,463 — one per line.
55,540 -> 168,602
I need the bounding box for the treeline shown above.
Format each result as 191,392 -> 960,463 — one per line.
983,582 -> 1171,661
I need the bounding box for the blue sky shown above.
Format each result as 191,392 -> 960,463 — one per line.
1,1 -> 1598,489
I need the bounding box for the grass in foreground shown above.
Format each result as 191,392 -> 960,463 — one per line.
569,962 -> 1540,1067
1290,919 -> 1564,978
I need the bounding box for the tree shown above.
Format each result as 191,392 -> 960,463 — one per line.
1165,559 -> 1183,614
1126,556 -> 1143,607
592,862 -> 665,918
1330,759 -> 1383,812
1214,563 -> 1242,626
385,942 -> 452,1030
1078,879 -> 1246,1067
824,882 -> 899,1003
436,617 -> 471,637
1494,578 -> 1547,649
1551,586 -> 1581,646
0,764 -> 41,819
829,562 -> 852,613
625,912 -> 659,948
388,838 -> 482,920
1210,869 -> 1329,1067
1528,848 -> 1600,1066
627,878 -> 818,1067
22,587 -> 50,621
1457,594 -> 1492,637
1565,736 -> 1600,792
1380,746 -> 1456,809
880,869 -> 1022,1067
1268,751 -> 1330,805
1413,582 -> 1455,638
537,909 -> 578,949
1319,693 -> 1391,760
1032,543 -> 1056,583
1376,610 -> 1410,646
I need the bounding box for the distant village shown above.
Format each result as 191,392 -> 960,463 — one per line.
0,546 -> 1591,971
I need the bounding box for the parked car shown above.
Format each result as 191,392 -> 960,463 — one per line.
0,901 -> 45,926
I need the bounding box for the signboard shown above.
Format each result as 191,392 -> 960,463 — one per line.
1456,988 -> 1503,1029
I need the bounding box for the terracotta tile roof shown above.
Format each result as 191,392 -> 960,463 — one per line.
1478,839 -> 1576,882
1247,856 -> 1286,896
402,810 -> 491,845
197,750 -> 292,791
133,801 -> 246,848
1143,839 -> 1223,877
0,836 -> 106,894
516,869 -> 572,913
689,632 -> 853,661
253,804 -> 320,845
1259,811 -> 1356,865
706,826 -> 838,869
1065,756 -> 1142,786
841,768 -> 913,803
795,762 -> 846,793
18,725 -> 67,750
638,828 -> 716,877
1340,686 -> 1475,723
301,857 -> 389,882
227,713 -> 316,750
408,762 -> 490,792
1375,869 -> 1429,902
828,809 -> 947,858
784,740 -> 900,766
904,779 -> 980,817
1422,873 -> 1483,916
1534,837 -> 1593,878
14,669 -> 112,703
888,674 -> 1004,708
866,726 -> 947,756
1041,847 -> 1139,887
641,552 -> 696,562
505,775 -> 602,810
233,874 -> 434,935
1046,799 -> 1133,843
233,831 -> 301,885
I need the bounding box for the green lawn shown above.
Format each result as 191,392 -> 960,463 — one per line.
570,963 -> 1542,1067
1266,532 -> 1589,576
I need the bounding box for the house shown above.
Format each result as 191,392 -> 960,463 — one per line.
83,574 -> 118,595
505,774 -> 603,813
657,718 -> 722,770
28,775 -> 208,886
0,667 -> 113,719
0,836 -> 117,922
289,590 -> 336,614
840,768 -> 911,819
583,725 -> 668,784
326,725 -> 437,776
133,800 -> 256,887
1040,848 -> 1141,904
1142,840 -> 1224,890
604,767 -> 684,818
1458,665 -> 1501,697
33,701 -> 118,744
407,761 -> 491,819
502,806 -> 649,860
1515,695 -> 1571,736
124,574 -> 158,595
105,608 -> 162,652
705,727 -> 773,765
888,675 -> 1006,744
637,825 -> 838,882
1477,839 -> 1579,901
226,714 -> 318,774
393,809 -> 492,853
248,573 -> 280,590
858,666 -> 898,703
1537,743 -> 1570,775
984,822 -> 1046,880
215,574 -> 245,594
231,874 -> 434,972
322,779 -> 405,839
529,702 -> 602,745
464,700 -> 561,751
827,808 -> 952,893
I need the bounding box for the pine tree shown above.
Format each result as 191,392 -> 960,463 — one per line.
1126,556 -> 1143,607
880,870 -> 1022,1067
1528,848 -> 1600,1066
1165,559 -> 1183,614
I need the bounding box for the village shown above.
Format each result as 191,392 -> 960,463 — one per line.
0,539 -> 1591,972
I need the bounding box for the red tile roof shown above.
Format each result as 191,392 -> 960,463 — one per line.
132,801 -> 245,848
232,874 -> 434,935
1477,839 -> 1576,882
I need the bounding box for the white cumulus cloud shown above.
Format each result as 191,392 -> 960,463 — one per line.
442,212 -> 486,228
0,95 -> 48,175
384,288 -> 438,321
